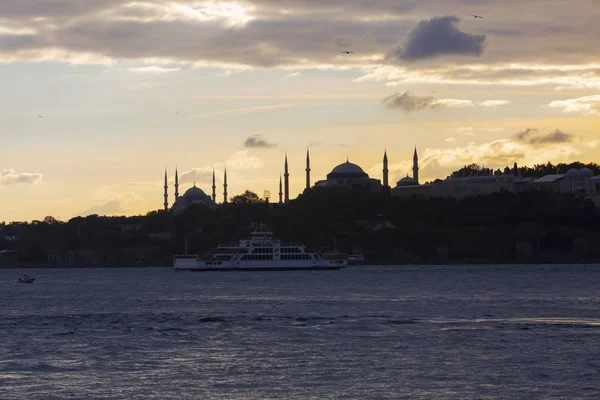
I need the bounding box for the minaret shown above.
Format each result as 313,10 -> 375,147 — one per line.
305,148 -> 311,191
211,169 -> 216,202
284,153 -> 290,203
383,149 -> 389,188
413,147 -> 419,184
163,168 -> 168,211
223,167 -> 228,204
279,175 -> 283,204
174,167 -> 179,202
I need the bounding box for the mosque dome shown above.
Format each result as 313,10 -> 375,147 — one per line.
566,168 -> 580,176
180,184 -> 213,207
396,175 -> 418,187
327,160 -> 369,180
580,167 -> 594,177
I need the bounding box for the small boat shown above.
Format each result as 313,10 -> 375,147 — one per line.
18,274 -> 35,284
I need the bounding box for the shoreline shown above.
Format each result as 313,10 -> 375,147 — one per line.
3,261 -> 600,269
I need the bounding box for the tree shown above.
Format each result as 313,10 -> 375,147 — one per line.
43,216 -> 60,224
230,190 -> 263,205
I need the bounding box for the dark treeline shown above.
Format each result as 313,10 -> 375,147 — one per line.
1,187 -> 600,266
448,161 -> 600,179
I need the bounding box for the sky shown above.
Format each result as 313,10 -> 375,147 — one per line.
1,0 -> 599,222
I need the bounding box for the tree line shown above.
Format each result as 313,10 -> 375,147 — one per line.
1,183 -> 599,265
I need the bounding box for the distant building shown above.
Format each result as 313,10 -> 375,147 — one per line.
392,165 -> 600,205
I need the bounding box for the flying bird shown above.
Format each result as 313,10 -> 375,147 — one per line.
38,115 -> 43,119
470,14 -> 483,19
341,51 -> 354,54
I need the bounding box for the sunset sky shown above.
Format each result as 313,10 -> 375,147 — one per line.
1,0 -> 599,221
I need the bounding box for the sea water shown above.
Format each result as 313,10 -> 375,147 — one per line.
1,265 -> 599,399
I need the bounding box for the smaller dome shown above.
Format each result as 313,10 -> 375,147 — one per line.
397,175 -> 418,187
566,168 -> 580,176
580,167 -> 594,177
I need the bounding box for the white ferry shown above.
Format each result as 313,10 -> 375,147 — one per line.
174,225 -> 347,271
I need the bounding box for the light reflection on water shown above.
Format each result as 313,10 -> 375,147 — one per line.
1,264 -> 599,399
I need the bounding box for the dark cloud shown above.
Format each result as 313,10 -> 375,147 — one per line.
388,16 -> 485,61
0,0 -> 123,20
382,91 -> 440,112
515,128 -> 575,145
244,135 -> 277,149
0,169 -> 43,185
0,1 -> 598,68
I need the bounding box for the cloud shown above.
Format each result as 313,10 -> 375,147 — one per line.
127,66 -> 181,73
77,192 -> 143,217
179,150 -> 264,186
356,64 -> 600,90
244,134 -> 277,149
382,91 -> 472,113
388,16 -> 485,61
180,167 -> 214,185
445,137 -> 457,144
435,99 -> 474,108
191,103 -> 303,118
479,100 -> 511,108
0,1 -> 599,77
226,150 -> 264,170
412,127 -> 582,176
0,169 -> 43,185
454,126 -> 475,136
421,139 -> 580,169
514,128 -> 575,146
371,129 -> 587,182
78,199 -> 122,217
548,95 -> 600,116
367,161 -> 412,181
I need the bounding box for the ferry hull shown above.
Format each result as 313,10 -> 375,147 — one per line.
185,266 -> 344,272
174,259 -> 346,272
